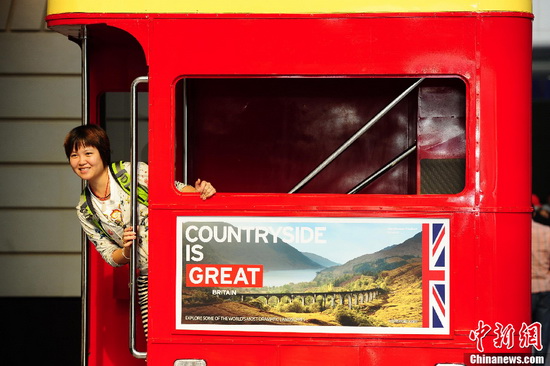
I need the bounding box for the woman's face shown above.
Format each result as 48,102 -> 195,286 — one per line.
69,144 -> 106,182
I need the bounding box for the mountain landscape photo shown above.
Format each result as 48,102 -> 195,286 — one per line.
180,221 -> 424,329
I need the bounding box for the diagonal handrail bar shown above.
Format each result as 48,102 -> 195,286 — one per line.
347,144 -> 417,194
288,78 -> 424,193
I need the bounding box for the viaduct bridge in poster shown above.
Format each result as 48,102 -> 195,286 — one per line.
220,289 -> 384,310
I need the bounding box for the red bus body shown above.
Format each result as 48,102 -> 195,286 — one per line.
48,4 -> 533,365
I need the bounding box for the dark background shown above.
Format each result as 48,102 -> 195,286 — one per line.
532,48 -> 550,202
0,298 -> 81,365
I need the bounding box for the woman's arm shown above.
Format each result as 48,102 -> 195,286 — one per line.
77,209 -> 127,267
110,226 -> 135,265
176,179 -> 217,200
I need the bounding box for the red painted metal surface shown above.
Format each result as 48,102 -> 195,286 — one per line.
81,24 -> 149,366
47,11 -> 532,366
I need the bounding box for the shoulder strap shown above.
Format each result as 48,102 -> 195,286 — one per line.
80,187 -> 112,240
109,161 -> 148,206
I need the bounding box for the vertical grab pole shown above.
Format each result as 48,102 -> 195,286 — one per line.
130,76 -> 149,359
79,25 -> 89,366
183,78 -> 189,184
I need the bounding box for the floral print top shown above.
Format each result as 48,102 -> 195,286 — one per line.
76,162 -> 150,274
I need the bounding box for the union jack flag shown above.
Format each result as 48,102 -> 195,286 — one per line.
422,222 -> 449,329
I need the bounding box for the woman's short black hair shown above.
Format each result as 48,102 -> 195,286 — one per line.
63,125 -> 111,167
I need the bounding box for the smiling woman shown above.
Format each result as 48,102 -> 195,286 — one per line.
63,124 -> 217,338
64,125 -> 144,269
66,126 -> 111,196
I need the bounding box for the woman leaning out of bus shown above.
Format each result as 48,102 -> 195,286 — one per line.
63,125 -> 216,337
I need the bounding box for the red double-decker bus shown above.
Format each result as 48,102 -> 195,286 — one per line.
47,1 -> 533,365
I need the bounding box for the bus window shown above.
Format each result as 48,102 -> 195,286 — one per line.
100,92 -> 149,163
174,77 -> 465,195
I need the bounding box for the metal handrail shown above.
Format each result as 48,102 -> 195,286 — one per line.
288,78 -> 424,193
130,76 -> 149,359
348,144 -> 417,194
79,25 -> 89,366
183,78 -> 189,184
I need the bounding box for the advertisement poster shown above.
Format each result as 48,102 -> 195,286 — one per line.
176,216 -> 449,335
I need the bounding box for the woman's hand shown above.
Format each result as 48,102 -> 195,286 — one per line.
123,226 -> 137,248
113,226 -> 136,264
194,179 -> 216,200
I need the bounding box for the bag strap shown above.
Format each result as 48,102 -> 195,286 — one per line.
109,161 -> 148,207
80,188 -> 111,240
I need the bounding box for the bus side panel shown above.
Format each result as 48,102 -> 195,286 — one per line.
148,16 -> 477,76
477,16 -> 532,210
475,212 -> 532,331
147,16 -> 478,204
148,209 -> 529,362
142,13 -> 532,365
87,250 -> 146,366
148,344 -> 279,366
